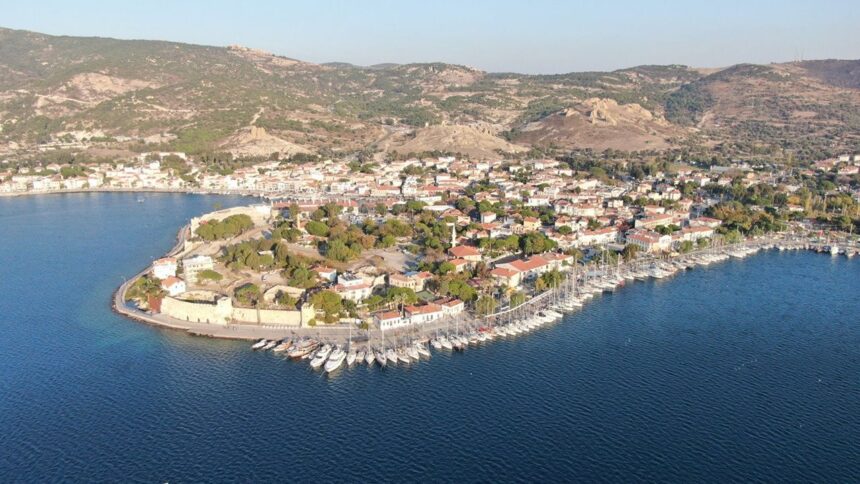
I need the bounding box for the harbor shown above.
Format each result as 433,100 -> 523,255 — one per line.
235,235 -> 858,375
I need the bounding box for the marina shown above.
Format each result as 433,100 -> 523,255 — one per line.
242,236 -> 858,374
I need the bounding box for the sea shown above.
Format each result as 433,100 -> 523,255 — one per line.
0,192 -> 858,482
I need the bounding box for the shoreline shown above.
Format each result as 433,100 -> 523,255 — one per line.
1,187 -> 269,199
113,229 -> 857,344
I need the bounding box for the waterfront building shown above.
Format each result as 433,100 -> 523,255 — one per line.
160,276 -> 186,297
182,255 -> 214,282
152,257 -> 178,280
374,310 -> 406,330
404,303 -> 444,324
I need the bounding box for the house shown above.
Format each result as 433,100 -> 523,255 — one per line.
626,230 -> 672,253
480,211 -> 497,224
689,217 -> 722,229
313,265 -> 337,283
388,271 -> 433,291
449,258 -> 471,272
497,255 -> 550,280
182,255 -> 214,282
490,267 -> 522,288
522,216 -> 541,231
374,310 -> 406,330
634,213 -> 676,230
434,297 -> 465,316
576,227 -> 619,247
404,303 -> 444,324
677,226 -> 714,242
152,257 -> 177,280
448,245 -> 482,262
333,273 -> 373,302
160,277 -> 186,297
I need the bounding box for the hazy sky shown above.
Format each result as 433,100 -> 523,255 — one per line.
2,0 -> 859,73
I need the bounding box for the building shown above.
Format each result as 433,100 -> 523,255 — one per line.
434,297 -> 465,316
635,213 -> 676,230
333,273 -> 373,302
182,255 -> 214,282
404,303 -> 444,324
313,265 -> 337,283
576,227 -> 619,247
626,230 -> 672,253
448,245 -> 482,262
374,310 -> 406,330
497,255 -> 550,280
152,257 -> 177,280
388,271 -> 433,292
490,267 -> 522,288
160,277 -> 186,297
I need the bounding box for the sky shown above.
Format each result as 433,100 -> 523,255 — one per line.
1,0 -> 859,74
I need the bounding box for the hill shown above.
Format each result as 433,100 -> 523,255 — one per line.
1,27 -> 859,162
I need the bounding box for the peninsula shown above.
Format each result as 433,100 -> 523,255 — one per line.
113,151 -> 860,373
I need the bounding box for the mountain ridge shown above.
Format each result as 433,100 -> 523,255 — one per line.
1,26 -> 859,162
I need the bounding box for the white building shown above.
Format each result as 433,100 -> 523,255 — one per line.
152,257 -> 178,280
182,255 -> 214,282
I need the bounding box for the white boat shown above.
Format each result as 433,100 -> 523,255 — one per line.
385,348 -> 399,365
356,349 -> 366,364
375,349 -> 387,367
251,339 -> 268,350
439,336 -> 453,350
272,339 -> 292,353
346,348 -> 357,366
364,349 -> 375,365
262,340 -> 278,350
397,347 -> 411,363
431,339 -> 443,350
309,344 -> 332,369
415,342 -> 431,358
406,345 -> 420,361
324,347 -> 347,373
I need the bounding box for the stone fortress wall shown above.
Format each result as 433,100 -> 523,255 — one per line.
159,290 -> 314,327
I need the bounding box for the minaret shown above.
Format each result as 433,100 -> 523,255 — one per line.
450,223 -> 456,246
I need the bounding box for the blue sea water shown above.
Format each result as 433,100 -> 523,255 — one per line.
0,192 -> 858,483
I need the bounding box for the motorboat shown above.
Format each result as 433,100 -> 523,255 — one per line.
251,339 -> 268,350
324,347 -> 347,373
309,344 -> 332,369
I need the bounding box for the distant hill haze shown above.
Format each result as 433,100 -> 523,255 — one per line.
1,26 -> 859,161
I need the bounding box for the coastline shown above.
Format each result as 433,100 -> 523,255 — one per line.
1,187 -> 269,199
113,227 -> 857,344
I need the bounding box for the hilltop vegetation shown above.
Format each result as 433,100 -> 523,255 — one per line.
2,27 -> 860,163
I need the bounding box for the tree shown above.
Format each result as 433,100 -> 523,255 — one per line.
621,244 -> 641,260
436,261 -> 456,276
364,294 -> 385,311
510,291 -> 526,308
276,291 -> 297,309
310,290 -> 343,324
234,283 -> 261,306
385,287 -> 418,308
445,279 -> 477,302
679,240 -> 694,253
304,220 -> 329,237
325,239 -> 357,262
557,225 -> 573,235
476,295 -> 498,316
521,231 -> 557,255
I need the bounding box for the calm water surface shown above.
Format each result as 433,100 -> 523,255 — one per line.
0,193 -> 858,482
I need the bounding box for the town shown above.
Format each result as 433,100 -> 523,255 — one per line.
54,148 -> 855,372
